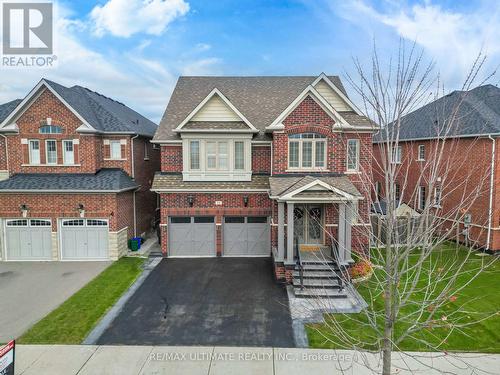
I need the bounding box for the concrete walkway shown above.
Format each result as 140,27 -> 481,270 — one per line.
14,345 -> 500,374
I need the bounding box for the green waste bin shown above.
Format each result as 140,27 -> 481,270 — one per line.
128,238 -> 140,251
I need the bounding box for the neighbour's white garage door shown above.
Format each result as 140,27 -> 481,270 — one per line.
223,216 -> 270,256
60,219 -> 109,260
5,219 -> 52,260
169,216 -> 216,257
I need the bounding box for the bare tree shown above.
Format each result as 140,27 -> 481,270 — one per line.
301,42 -> 498,374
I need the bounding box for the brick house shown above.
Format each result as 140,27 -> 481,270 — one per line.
152,74 -> 376,282
372,84 -> 500,251
0,79 -> 159,261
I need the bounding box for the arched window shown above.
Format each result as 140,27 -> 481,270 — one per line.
39,125 -> 63,134
288,133 -> 327,170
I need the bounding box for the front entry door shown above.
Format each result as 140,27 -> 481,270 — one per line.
293,205 -> 323,245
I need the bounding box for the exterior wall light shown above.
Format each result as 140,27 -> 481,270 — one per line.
243,196 -> 249,207
187,195 -> 194,207
20,204 -> 28,218
78,203 -> 85,218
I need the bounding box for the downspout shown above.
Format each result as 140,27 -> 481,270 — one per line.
131,134 -> 139,237
270,139 -> 274,176
486,135 -> 496,250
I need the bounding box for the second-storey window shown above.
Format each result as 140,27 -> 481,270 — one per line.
418,186 -> 426,210
347,139 -> 360,171
45,140 -> 57,164
29,140 -> 40,164
288,133 -> 327,170
392,145 -> 402,164
63,140 -> 74,165
110,140 -> 122,159
234,141 -> 245,170
418,144 -> 425,161
206,141 -> 229,170
189,141 -> 200,169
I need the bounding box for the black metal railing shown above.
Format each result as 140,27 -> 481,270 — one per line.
331,242 -> 345,291
294,237 -> 304,290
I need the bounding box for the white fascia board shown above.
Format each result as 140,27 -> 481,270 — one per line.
372,133 -> 500,143
0,187 -> 138,193
0,123 -> 19,133
313,73 -> 363,115
266,85 -> 349,130
151,139 -> 182,144
152,188 -> 269,193
281,179 -> 355,201
175,88 -> 257,131
0,80 -> 96,132
174,128 -> 258,134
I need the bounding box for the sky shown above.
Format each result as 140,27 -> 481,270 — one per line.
0,0 -> 499,122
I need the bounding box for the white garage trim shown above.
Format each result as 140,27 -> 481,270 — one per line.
59,218 -> 110,261
3,218 -> 53,261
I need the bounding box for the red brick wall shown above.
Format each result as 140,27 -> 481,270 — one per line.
0,136 -> 7,170
160,192 -> 272,255
252,145 -> 271,174
161,145 -> 183,172
0,192 -> 132,232
372,137 -> 499,250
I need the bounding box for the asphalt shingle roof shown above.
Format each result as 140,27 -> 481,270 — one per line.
0,169 -> 138,192
269,175 -> 362,198
0,99 -> 22,123
154,76 -> 370,141
374,84 -> 500,142
0,80 -> 157,137
151,173 -> 270,191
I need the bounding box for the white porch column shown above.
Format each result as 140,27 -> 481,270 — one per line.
344,202 -> 353,263
277,202 -> 285,260
338,202 -> 346,264
286,202 -> 294,263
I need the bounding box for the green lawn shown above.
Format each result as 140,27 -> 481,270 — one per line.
18,257 -> 145,344
307,243 -> 500,353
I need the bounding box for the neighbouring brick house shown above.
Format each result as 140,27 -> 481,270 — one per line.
152,74 -> 377,283
372,84 -> 500,251
0,79 -> 159,261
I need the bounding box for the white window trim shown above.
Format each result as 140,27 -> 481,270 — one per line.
45,139 -> 57,165
109,140 -> 122,160
417,144 -> 425,161
287,134 -> 327,171
418,186 -> 426,210
392,145 -> 402,164
62,140 -> 74,165
346,139 -> 360,172
28,139 -> 40,165
182,134 -> 252,181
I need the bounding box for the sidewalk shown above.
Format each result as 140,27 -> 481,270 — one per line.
14,344 -> 500,374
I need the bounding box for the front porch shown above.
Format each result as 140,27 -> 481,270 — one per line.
269,175 -> 363,286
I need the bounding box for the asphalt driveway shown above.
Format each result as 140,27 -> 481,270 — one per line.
0,261 -> 110,342
98,258 -> 295,347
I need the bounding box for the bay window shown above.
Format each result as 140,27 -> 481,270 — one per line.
288,133 -> 327,170
183,137 -> 251,181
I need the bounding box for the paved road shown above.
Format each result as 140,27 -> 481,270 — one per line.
0,261 -> 110,342
98,258 -> 295,347
13,345 -> 500,374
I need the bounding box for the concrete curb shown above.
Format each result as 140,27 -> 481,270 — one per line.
82,257 -> 162,345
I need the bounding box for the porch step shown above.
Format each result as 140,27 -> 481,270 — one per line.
292,278 -> 341,289
293,270 -> 340,279
293,287 -> 348,299
301,264 -> 339,272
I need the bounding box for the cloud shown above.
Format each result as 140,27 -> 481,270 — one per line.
90,0 -> 189,38
333,0 -> 500,87
181,58 -> 222,75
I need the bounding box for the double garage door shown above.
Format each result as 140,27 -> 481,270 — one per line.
4,218 -> 108,260
168,216 -> 270,257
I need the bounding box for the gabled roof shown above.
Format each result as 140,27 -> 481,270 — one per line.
374,84 -> 500,142
0,79 -> 157,137
0,169 -> 138,192
154,75 -> 373,142
269,175 -> 362,201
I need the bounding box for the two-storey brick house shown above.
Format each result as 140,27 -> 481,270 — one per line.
0,79 -> 159,261
152,74 -> 376,282
372,84 -> 500,252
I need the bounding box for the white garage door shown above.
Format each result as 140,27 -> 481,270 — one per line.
5,219 -> 52,260
60,219 -> 109,260
169,216 -> 216,257
223,216 -> 270,256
